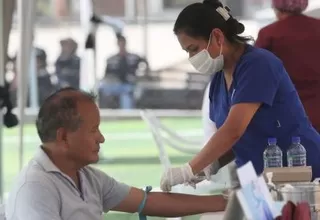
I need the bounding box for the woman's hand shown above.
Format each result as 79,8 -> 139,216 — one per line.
160,161 -> 223,192
160,163 -> 195,192
203,161 -> 221,180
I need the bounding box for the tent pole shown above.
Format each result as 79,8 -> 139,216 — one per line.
28,47 -> 38,109
17,0 -> 35,170
142,0 -> 149,60
93,33 -> 99,106
0,0 -> 5,203
17,0 -> 26,171
79,0 -> 93,91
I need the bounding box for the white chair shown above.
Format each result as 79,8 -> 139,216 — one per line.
0,204 -> 5,220
142,109 -> 202,154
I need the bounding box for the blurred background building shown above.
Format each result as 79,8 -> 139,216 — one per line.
34,0 -> 274,23
8,0 -> 280,111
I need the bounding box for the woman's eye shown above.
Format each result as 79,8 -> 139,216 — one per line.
191,49 -> 199,55
189,51 -> 198,58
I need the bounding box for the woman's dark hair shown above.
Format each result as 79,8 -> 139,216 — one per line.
173,0 -> 252,44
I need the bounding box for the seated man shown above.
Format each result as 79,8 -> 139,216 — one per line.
55,38 -> 81,89
6,87 -> 227,220
99,34 -> 148,109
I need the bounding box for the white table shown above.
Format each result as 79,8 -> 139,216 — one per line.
199,212 -> 225,220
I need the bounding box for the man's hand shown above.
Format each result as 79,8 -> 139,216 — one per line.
160,163 -> 195,192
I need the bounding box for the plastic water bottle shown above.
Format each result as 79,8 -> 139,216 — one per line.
287,136 -> 307,167
263,138 -> 283,168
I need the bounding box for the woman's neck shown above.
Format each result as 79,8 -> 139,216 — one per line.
223,43 -> 246,76
223,43 -> 246,89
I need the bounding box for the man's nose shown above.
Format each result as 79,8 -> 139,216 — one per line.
99,134 -> 105,144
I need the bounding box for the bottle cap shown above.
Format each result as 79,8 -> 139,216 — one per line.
268,137 -> 277,145
292,136 -> 301,144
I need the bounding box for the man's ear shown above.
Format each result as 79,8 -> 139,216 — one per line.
56,127 -> 68,146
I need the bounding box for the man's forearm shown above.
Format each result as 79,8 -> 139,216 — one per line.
142,193 -> 226,217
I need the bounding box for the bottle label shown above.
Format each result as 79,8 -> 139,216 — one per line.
264,156 -> 283,168
288,155 -> 306,167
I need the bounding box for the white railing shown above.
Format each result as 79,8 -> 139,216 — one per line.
13,108 -> 202,124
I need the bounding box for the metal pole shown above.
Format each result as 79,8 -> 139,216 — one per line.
17,0 -> 26,171
142,0 -> 149,60
28,47 -> 38,109
79,0 -> 93,91
0,0 -> 4,203
92,29 -> 99,106
134,0 -> 138,22
17,0 -> 35,170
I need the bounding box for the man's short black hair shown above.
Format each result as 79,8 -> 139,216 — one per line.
116,34 -> 126,43
36,87 -> 97,143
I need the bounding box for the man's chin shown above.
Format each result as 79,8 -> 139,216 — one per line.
87,153 -> 100,164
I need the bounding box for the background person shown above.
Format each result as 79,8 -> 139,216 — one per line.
55,38 -> 81,89
99,34 -> 148,109
255,0 -> 320,133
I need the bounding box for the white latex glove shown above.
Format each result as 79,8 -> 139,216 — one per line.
184,161 -> 220,188
203,161 -> 220,180
160,163 -> 195,192
184,175 -> 207,189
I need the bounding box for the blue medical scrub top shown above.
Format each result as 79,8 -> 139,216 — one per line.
209,45 -> 320,179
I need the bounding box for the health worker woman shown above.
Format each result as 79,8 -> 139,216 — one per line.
160,0 -> 320,191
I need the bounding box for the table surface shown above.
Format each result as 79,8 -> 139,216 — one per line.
199,212 -> 225,220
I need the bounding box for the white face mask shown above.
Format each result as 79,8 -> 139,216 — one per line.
188,35 -> 224,74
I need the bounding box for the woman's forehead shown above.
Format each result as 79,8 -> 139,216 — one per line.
177,32 -> 207,50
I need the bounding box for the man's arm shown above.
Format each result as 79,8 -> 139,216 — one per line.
9,182 -> 62,220
98,168 -> 225,216
112,187 -> 226,217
